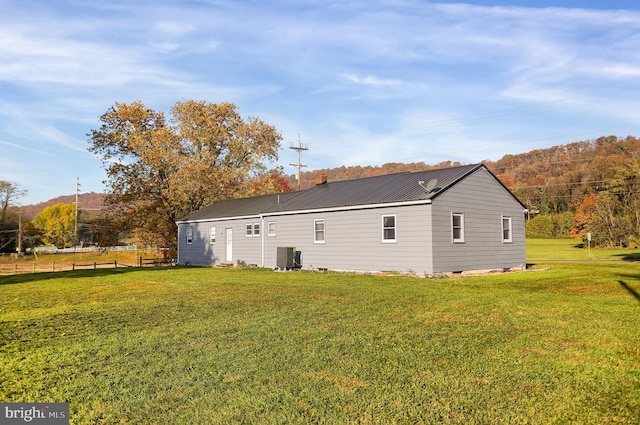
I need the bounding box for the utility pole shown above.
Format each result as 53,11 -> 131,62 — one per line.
289,134 -> 308,191
74,177 -> 80,247
17,210 -> 22,257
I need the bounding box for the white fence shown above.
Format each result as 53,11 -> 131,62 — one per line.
31,245 -> 140,254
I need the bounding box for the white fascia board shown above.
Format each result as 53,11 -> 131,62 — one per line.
176,199 -> 432,224
176,214 -> 261,225
264,199 -> 432,217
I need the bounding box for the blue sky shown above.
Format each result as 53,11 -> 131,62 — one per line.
1,0 -> 639,205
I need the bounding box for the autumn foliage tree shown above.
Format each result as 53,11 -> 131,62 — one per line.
32,203 -> 77,248
88,100 -> 283,252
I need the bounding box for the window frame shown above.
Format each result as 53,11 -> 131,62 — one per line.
186,226 -> 193,245
209,226 -> 216,245
502,216 -> 513,243
267,221 -> 276,237
452,212 -> 465,243
381,214 -> 397,243
253,223 -> 260,237
314,219 -> 325,244
246,224 -> 253,237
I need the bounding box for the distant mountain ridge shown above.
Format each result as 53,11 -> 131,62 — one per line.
19,192 -> 106,220
20,135 -> 639,219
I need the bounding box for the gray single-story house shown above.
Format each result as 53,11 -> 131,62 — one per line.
176,163 -> 527,275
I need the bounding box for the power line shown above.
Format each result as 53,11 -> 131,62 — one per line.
522,191 -> 640,200
514,179 -> 619,189
74,177 -> 80,245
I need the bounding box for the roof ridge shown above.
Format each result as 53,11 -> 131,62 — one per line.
177,163 -> 490,221
303,163 -> 479,186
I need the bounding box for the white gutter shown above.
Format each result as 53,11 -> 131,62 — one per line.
177,213 -> 263,225
176,198 -> 432,224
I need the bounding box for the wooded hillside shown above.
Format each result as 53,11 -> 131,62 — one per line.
288,135 -> 640,246
18,192 -> 106,220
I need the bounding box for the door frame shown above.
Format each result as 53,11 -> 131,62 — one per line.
225,228 -> 233,262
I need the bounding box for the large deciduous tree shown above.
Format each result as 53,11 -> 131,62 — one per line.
585,159 -> 640,247
0,181 -> 27,225
88,100 -> 283,251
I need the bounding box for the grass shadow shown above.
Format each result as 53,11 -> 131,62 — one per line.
573,242 -> 586,249
618,280 -> 640,303
613,252 -> 640,261
0,266 -> 182,286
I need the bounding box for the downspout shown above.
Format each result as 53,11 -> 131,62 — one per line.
260,214 -> 265,267
176,224 -> 180,265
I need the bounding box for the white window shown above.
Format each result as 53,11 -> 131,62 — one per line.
186,226 -> 193,245
502,216 -> 512,243
253,223 -> 260,237
382,214 -> 397,243
452,213 -> 464,243
246,224 -> 253,237
314,219 -> 325,243
209,226 -> 216,244
267,222 -> 276,237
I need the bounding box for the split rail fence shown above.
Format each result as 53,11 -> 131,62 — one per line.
0,257 -> 176,276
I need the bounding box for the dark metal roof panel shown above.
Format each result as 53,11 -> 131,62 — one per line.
178,163 -> 488,221
264,163 -> 482,213
178,191 -> 299,221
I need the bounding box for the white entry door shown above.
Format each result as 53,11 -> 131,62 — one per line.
226,228 -> 233,262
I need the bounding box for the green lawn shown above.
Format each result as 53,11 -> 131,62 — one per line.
1,264 -> 639,424
527,237 -> 640,261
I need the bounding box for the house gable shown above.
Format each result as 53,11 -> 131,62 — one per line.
431,166 -> 526,273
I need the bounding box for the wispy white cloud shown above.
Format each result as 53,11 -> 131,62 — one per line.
343,74 -> 403,88
29,125 -> 88,154
1,0 -> 640,203
155,21 -> 198,36
0,139 -> 54,156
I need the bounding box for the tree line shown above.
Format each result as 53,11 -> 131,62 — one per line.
487,135 -> 640,247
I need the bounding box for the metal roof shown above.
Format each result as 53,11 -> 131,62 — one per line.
177,191 -> 299,221
177,163 -> 507,222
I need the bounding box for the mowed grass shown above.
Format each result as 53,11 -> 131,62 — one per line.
527,237 -> 640,261
1,263 -> 639,424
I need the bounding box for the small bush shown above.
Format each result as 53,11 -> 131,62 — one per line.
525,212 -> 573,238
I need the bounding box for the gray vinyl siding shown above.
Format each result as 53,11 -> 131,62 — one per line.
177,165 -> 525,274
177,222 -> 215,265
177,218 -> 263,266
263,204 -> 433,274
431,167 -> 526,273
